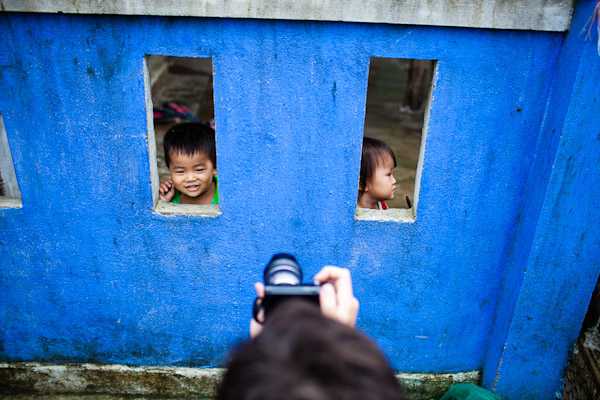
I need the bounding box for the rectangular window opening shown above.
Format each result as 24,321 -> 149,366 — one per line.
0,114 -> 22,209
356,57 -> 435,222
144,55 -> 220,217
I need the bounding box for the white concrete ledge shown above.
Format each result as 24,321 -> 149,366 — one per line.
154,200 -> 222,217
0,0 -> 574,31
355,207 -> 415,223
0,362 -> 480,399
0,197 -> 22,209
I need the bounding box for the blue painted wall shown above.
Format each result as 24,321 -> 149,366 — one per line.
482,1 -> 600,398
0,2 -> 597,398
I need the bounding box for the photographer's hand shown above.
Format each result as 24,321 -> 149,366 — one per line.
250,282 -> 265,338
250,266 -> 359,338
314,266 -> 360,328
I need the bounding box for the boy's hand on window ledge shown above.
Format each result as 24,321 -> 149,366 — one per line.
159,178 -> 175,201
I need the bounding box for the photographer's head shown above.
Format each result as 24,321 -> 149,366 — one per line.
218,299 -> 406,400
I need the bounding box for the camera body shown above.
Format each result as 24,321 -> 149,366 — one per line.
256,253 -> 320,322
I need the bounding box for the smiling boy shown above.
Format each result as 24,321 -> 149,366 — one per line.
159,122 -> 219,206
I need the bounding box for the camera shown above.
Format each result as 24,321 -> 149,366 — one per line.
253,253 -> 320,323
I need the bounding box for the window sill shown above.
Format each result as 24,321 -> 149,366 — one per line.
154,200 -> 222,217
0,197 -> 22,209
355,207 -> 415,223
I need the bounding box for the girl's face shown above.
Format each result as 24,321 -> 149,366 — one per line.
366,154 -> 397,201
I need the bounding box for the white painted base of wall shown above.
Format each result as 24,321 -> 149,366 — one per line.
0,362 -> 480,400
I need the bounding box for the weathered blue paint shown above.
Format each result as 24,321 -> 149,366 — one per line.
482,1 -> 600,398
0,2 -> 597,398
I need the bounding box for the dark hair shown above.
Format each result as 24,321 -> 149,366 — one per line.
163,122 -> 216,168
359,137 -> 397,192
217,300 -> 405,400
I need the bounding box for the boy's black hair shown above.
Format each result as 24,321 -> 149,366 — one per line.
163,122 -> 216,168
217,300 -> 406,400
359,137 -> 397,192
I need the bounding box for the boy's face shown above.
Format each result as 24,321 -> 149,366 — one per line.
168,151 -> 216,199
366,154 -> 397,201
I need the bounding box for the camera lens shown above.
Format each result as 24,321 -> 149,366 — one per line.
264,253 -> 302,285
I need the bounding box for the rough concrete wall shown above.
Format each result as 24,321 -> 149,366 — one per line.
0,0 -> 575,31
481,1 -> 600,398
0,8 -> 575,397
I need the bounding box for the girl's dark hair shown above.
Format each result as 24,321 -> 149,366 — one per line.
163,122 -> 216,167
218,300 -> 406,400
359,137 -> 397,192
